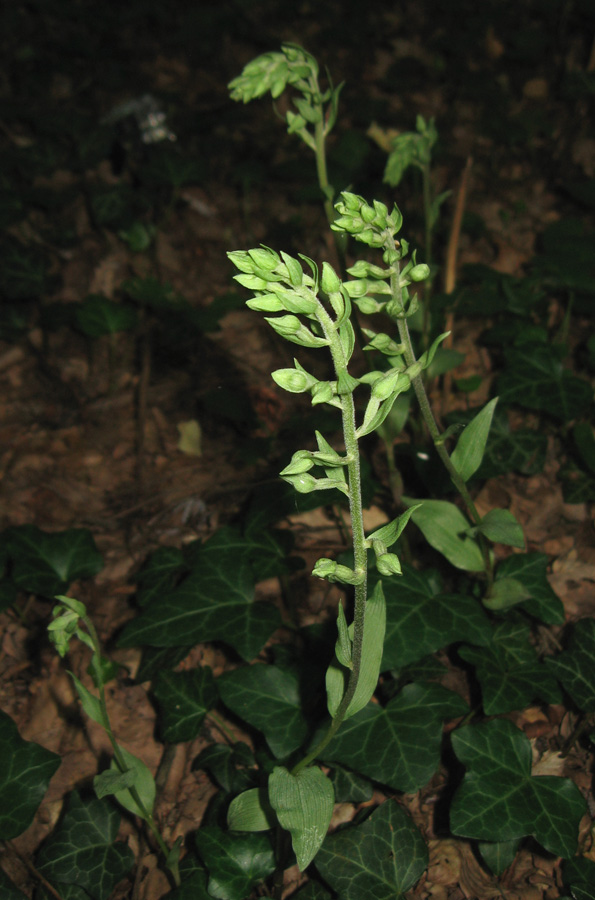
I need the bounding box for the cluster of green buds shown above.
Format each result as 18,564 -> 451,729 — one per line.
228,43 -> 343,151
383,114 -> 438,188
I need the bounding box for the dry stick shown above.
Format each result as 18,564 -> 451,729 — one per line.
5,841 -> 65,900
441,156 -> 473,414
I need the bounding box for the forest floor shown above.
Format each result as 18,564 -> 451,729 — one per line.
0,2 -> 594,898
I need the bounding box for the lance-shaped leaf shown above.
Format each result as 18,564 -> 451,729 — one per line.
474,508 -> 525,548
450,719 -> 586,857
0,711 -> 61,841
326,582 -> 385,719
451,398 -> 498,482
269,766 -> 334,871
406,500 -> 485,572
315,800 -> 427,899
545,617 -> 595,712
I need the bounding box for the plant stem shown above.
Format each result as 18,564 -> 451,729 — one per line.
387,247 -> 494,588
292,303 -> 367,773
82,614 -> 181,887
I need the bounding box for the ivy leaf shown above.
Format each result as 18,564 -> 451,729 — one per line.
451,398 -> 498,482
35,792 -> 134,900
497,345 -> 593,421
74,295 -> 137,337
329,766 -> 373,803
136,546 -> 187,608
153,667 -> 217,742
218,665 -> 310,757
161,856 -> 211,900
450,719 -> 586,857
118,528 -> 282,660
494,553 -> 564,624
459,621 -> 562,714
406,500 -> 485,571
269,766 -> 334,870
194,827 -> 275,900
315,800 -> 428,899
322,683 -> 467,791
379,565 -> 492,670
546,618 -> 595,712
194,742 -> 256,794
4,525 -> 103,596
477,838 -> 522,876
0,711 -> 61,840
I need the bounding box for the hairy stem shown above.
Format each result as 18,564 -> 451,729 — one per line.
387,247 -> 494,588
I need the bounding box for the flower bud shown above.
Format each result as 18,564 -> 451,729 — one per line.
372,368 -> 400,401
276,290 -> 318,315
281,472 -> 319,493
321,261 -> 342,294
310,381 -> 334,405
376,553 -> 402,576
280,451 -> 314,476
248,247 -> 279,271
272,366 -> 317,393
410,263 -> 430,282
246,294 -> 284,312
234,274 -> 269,290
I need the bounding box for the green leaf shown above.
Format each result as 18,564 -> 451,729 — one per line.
379,566 -> 492,670
476,508 -> 525,548
110,745 -> 156,820
118,528 -> 282,660
315,800 -> 428,899
218,665 -> 309,757
227,788 -> 277,832
483,577 -> 532,611
498,345 -> 593,421
406,500 -> 485,571
450,719 -> 586,857
323,683 -> 467,791
35,792 -> 134,900
495,553 -> 565,624
546,618 -> 595,712
0,711 -> 61,840
137,546 -> 187,608
327,582 -> 386,719
472,406 -> 546,478
573,422 -> 595,475
562,858 -> 595,900
269,766 -> 335,870
459,621 -> 562,715
75,295 -> 137,337
194,827 -> 275,900
4,525 -> 103,596
451,398 -> 498,482
153,667 -> 217,742
70,673 -> 107,728
329,766 -> 373,803
194,742 -> 256,794
161,856 -> 211,900
477,838 -> 522,876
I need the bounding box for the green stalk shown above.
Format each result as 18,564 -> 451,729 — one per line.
292,304 -> 367,773
386,244 -> 494,588
82,614 -> 181,887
